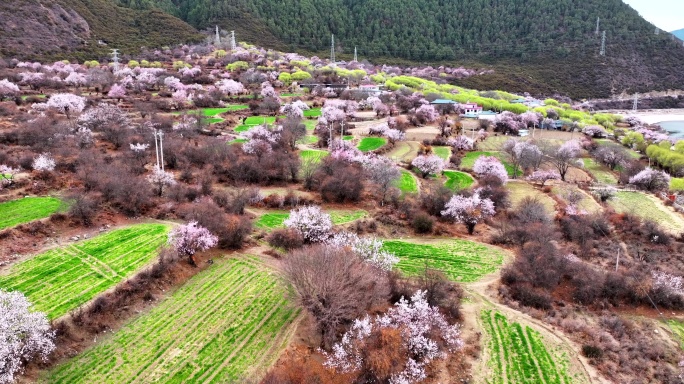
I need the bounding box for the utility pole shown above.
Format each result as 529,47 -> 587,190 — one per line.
615,248 -> 620,272
215,26 -> 221,46
632,93 -> 638,112
153,129 -> 160,170
158,130 -> 164,171
230,31 -> 236,51
655,27 -> 660,35
111,49 -> 120,71
330,34 -> 336,66
599,31 -> 606,56
595,17 -> 600,36
353,46 -> 358,62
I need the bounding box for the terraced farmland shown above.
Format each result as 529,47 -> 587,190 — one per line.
582,158 -> 618,184
608,191 -> 684,234
396,169 -> 419,194
481,310 -> 574,384
357,137 -> 387,152
255,209 -> 368,229
0,224 -> 168,319
506,182 -> 556,215
0,196 -> 65,230
382,238 -> 507,282
461,151 -> 515,177
46,257 -> 300,383
444,170 -> 474,190
433,146 -> 452,160
299,149 -> 329,163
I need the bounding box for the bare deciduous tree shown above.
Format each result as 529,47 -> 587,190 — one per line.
283,244 -> 390,349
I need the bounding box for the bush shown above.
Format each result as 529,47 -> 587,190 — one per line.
511,285 -> 552,310
582,345 -> 603,359
267,228 -> 304,250
411,212 -> 434,234
421,186 -> 453,217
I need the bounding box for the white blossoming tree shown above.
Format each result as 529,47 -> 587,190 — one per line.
327,232 -> 399,271
147,166 -> 176,196
45,93 -> 86,119
473,156 -> 508,185
324,290 -> 463,384
284,206 -> 333,243
0,289 -> 55,384
32,153 -> 56,172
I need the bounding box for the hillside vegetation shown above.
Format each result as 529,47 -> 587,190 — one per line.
117,0 -> 684,98
0,0 -> 202,61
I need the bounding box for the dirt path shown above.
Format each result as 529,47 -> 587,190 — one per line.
462,272 -> 610,384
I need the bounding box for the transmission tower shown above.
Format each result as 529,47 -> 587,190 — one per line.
632,93 -> 639,112
599,31 -> 606,56
595,17 -> 600,36
215,26 -> 221,45
353,46 -> 358,62
655,27 -> 660,35
230,31 -> 236,50
330,34 -> 336,65
110,49 -> 120,71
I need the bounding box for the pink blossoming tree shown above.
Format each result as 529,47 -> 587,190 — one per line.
441,192 -> 496,234
412,155 -> 445,179
473,156 -> 508,185
168,221 -> 218,266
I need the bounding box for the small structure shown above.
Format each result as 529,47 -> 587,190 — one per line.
358,84 -> 382,96
462,102 -> 483,115
430,99 -> 457,106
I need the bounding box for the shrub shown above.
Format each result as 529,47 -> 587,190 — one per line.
582,345 -> 603,359
267,228 -> 304,250
411,212 -> 434,234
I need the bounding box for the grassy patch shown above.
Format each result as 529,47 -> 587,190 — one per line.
244,116 -> 278,125
443,170 -> 474,190
608,191 -> 684,233
0,224 -> 168,319
255,209 -> 368,230
297,135 -> 319,145
481,310 -> 574,384
382,239 -> 506,283
46,256 -> 299,383
433,146 -> 452,160
0,197 -> 65,230
357,137 -> 387,152
396,170 -> 419,194
596,139 -> 641,159
506,182 -> 556,214
299,149 -> 329,163
552,186 -> 602,213
303,120 -> 317,131
667,320 -> 684,350
343,135 -> 354,141
460,151 -> 515,177
388,141 -> 419,163
228,138 -> 248,145
303,108 -> 321,118
582,158 -> 618,184
280,93 -> 303,97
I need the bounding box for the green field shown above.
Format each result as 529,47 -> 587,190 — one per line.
434,146 -> 452,160
443,170 -> 474,190
552,186 -> 602,213
388,141 -> 420,163
481,310 -> 574,384
506,182 -> 556,215
299,149 -> 329,163
608,191 -> 684,233
382,239 -> 507,283
297,135 -> 319,145
244,116 -> 278,125
172,108 -> 243,124
228,138 -> 248,145
357,137 -> 387,152
46,257 -> 299,383
460,152 -> 515,177
0,197 -> 65,230
582,158 -> 618,184
255,209 -> 368,230
396,169 -> 419,194
303,108 -> 321,118
0,224 -> 168,319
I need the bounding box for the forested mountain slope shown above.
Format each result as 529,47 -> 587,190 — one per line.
0,0 -> 202,61
116,0 -> 684,98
